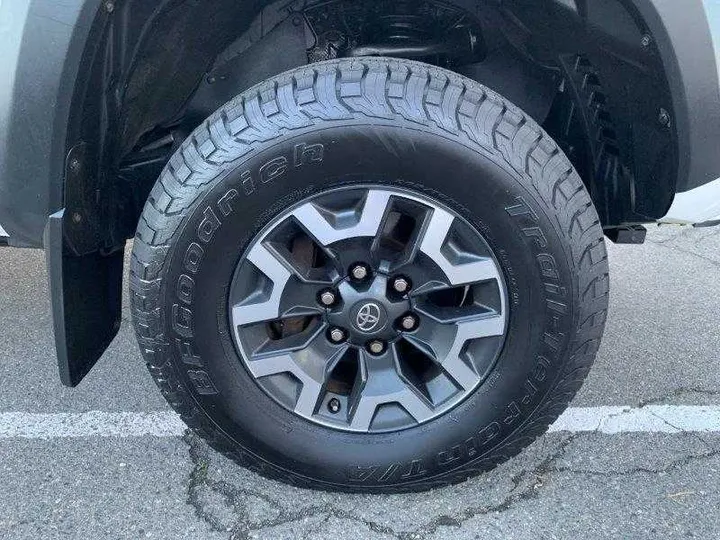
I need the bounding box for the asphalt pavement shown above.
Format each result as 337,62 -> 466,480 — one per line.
1,225 -> 719,540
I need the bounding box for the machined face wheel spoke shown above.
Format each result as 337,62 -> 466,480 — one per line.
231,243 -> 329,329
232,242 -> 294,326
348,347 -> 434,431
251,319 -> 327,358
246,329 -> 349,417
404,312 -> 505,390
292,190 -> 393,247
413,206 -> 501,289
231,186 -> 508,433
413,294 -> 498,325
263,220 -> 341,285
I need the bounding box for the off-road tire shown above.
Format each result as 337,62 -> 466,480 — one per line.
130,57 -> 609,493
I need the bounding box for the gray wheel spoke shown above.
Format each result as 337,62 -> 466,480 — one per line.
292,190 -> 392,246
402,317 -> 456,362
231,242 -> 294,326
414,297 -> 497,324
348,346 -> 434,431
405,312 -> 505,390
251,320 -> 327,359
417,207 -> 501,287
246,330 -> 348,417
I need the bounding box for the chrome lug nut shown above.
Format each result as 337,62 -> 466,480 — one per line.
367,340 -> 386,355
329,328 -> 346,343
319,290 -> 337,307
327,398 -> 341,414
401,314 -> 418,331
392,277 -> 410,293
351,264 -> 369,281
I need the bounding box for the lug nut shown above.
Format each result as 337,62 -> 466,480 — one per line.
327,398 -> 341,414
392,277 -> 410,293
400,314 -> 418,331
329,328 -> 346,343
367,340 -> 386,355
350,264 -> 369,281
319,290 -> 337,307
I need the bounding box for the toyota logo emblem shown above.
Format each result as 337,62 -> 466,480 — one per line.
356,303 -> 382,332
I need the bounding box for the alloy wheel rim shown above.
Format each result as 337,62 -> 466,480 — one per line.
229,186 -> 508,433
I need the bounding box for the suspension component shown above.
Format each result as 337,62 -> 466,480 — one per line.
348,26 -> 482,61
304,0 -> 485,65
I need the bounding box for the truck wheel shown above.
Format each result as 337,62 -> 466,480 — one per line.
130,57 -> 609,492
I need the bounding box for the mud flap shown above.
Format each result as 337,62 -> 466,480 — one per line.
44,210 -> 124,387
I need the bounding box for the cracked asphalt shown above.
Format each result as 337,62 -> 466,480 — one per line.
1,225 -> 719,539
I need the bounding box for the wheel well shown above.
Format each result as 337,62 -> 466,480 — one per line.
64,0 -> 678,256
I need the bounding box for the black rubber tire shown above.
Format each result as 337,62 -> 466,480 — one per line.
130,57 -> 609,493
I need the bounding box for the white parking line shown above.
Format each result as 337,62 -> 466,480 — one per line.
0,406 -> 719,439
548,405 -> 720,434
0,411 -> 186,439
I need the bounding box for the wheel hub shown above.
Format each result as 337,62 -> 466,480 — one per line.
228,186 -> 508,433
327,275 -> 408,344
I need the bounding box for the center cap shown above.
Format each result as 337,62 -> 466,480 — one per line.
351,301 -> 388,334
